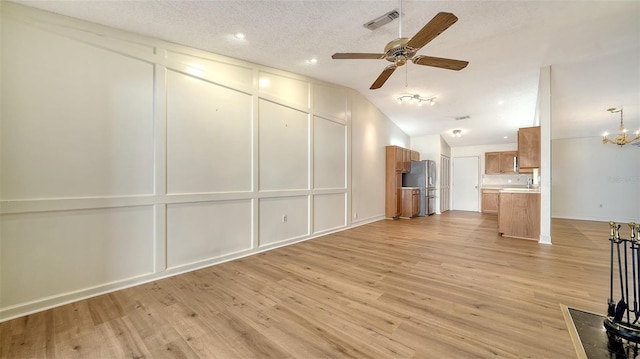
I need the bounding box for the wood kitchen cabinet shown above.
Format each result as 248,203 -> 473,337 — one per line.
518,126 -> 541,172
390,146 -> 411,173
485,151 -> 518,174
394,146 -> 403,172
498,192 -> 540,240
402,148 -> 411,172
485,152 -> 500,174
386,145 -> 417,218
481,189 -> 500,214
400,188 -> 420,218
386,147 -> 401,218
410,150 -> 420,161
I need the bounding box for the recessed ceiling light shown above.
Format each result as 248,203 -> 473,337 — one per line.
235,33 -> 246,39
503,136 -> 508,139
498,100 -> 504,105
306,58 -> 318,64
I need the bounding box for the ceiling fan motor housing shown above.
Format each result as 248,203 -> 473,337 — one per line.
384,38 -> 416,66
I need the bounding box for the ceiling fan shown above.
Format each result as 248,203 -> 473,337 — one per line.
331,10 -> 469,90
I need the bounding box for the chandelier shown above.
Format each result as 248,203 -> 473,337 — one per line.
397,94 -> 436,107
602,107 -> 640,146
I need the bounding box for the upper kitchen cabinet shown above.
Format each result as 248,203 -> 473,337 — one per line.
402,148 -> 411,172
518,126 -> 541,172
485,152 -> 500,174
410,150 -> 420,162
485,151 -> 518,174
388,146 -> 414,173
499,151 -> 518,174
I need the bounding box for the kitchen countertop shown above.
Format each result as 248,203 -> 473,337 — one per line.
499,187 -> 540,193
481,185 -> 540,193
481,185 -> 527,189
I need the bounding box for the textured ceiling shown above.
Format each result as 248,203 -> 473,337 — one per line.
9,0 -> 640,147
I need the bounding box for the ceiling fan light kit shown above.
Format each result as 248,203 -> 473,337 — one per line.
397,94 -> 436,106
602,107 -> 640,146
331,10 -> 469,90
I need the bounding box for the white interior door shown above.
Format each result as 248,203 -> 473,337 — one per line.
452,156 -> 479,211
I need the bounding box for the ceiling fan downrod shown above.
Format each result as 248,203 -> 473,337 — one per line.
398,0 -> 402,38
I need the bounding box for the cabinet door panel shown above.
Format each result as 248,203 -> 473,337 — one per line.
395,147 -> 403,172
499,193 -> 540,239
500,151 -> 518,174
402,148 -> 411,173
518,126 -> 541,169
410,150 -> 420,161
485,152 -> 500,174
481,190 -> 499,214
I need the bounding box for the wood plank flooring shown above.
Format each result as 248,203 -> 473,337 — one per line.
1,212 -> 614,358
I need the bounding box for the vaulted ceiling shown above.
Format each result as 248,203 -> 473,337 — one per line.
9,0 -> 640,147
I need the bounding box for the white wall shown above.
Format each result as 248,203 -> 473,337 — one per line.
536,66 -> 552,244
552,137 -> 640,222
0,3 -> 405,321
351,92 -> 408,223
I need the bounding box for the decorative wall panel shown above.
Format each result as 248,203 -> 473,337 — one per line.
313,84 -> 348,122
166,200 -> 253,269
166,70 -> 253,194
1,17 -> 155,200
313,193 -> 346,233
314,116 -> 347,189
259,100 -> 309,191
259,196 -> 309,246
0,206 -> 155,307
166,50 -> 254,88
0,2 -> 396,322
258,71 -> 309,108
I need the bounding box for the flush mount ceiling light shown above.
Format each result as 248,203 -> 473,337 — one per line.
602,107 -> 640,146
397,94 -> 435,107
452,129 -> 462,137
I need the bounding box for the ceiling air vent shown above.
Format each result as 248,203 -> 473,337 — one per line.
455,115 -> 471,121
363,9 -> 399,31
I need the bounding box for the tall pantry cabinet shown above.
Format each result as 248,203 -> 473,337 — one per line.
385,146 -> 419,219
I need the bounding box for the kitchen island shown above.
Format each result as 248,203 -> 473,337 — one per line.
498,188 -> 540,240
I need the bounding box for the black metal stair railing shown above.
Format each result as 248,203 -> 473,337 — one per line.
605,221 -> 640,342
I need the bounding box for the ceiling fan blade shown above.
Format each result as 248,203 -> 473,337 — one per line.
412,56 -> 468,71
406,12 -> 459,50
370,65 -> 397,90
332,53 -> 386,60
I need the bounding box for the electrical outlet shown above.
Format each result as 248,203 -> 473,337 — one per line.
353,212 -> 358,219
282,214 -> 287,223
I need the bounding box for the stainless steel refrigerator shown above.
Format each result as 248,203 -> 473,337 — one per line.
402,160 -> 437,216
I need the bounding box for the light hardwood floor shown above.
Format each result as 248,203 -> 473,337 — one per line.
1,212 -> 613,358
